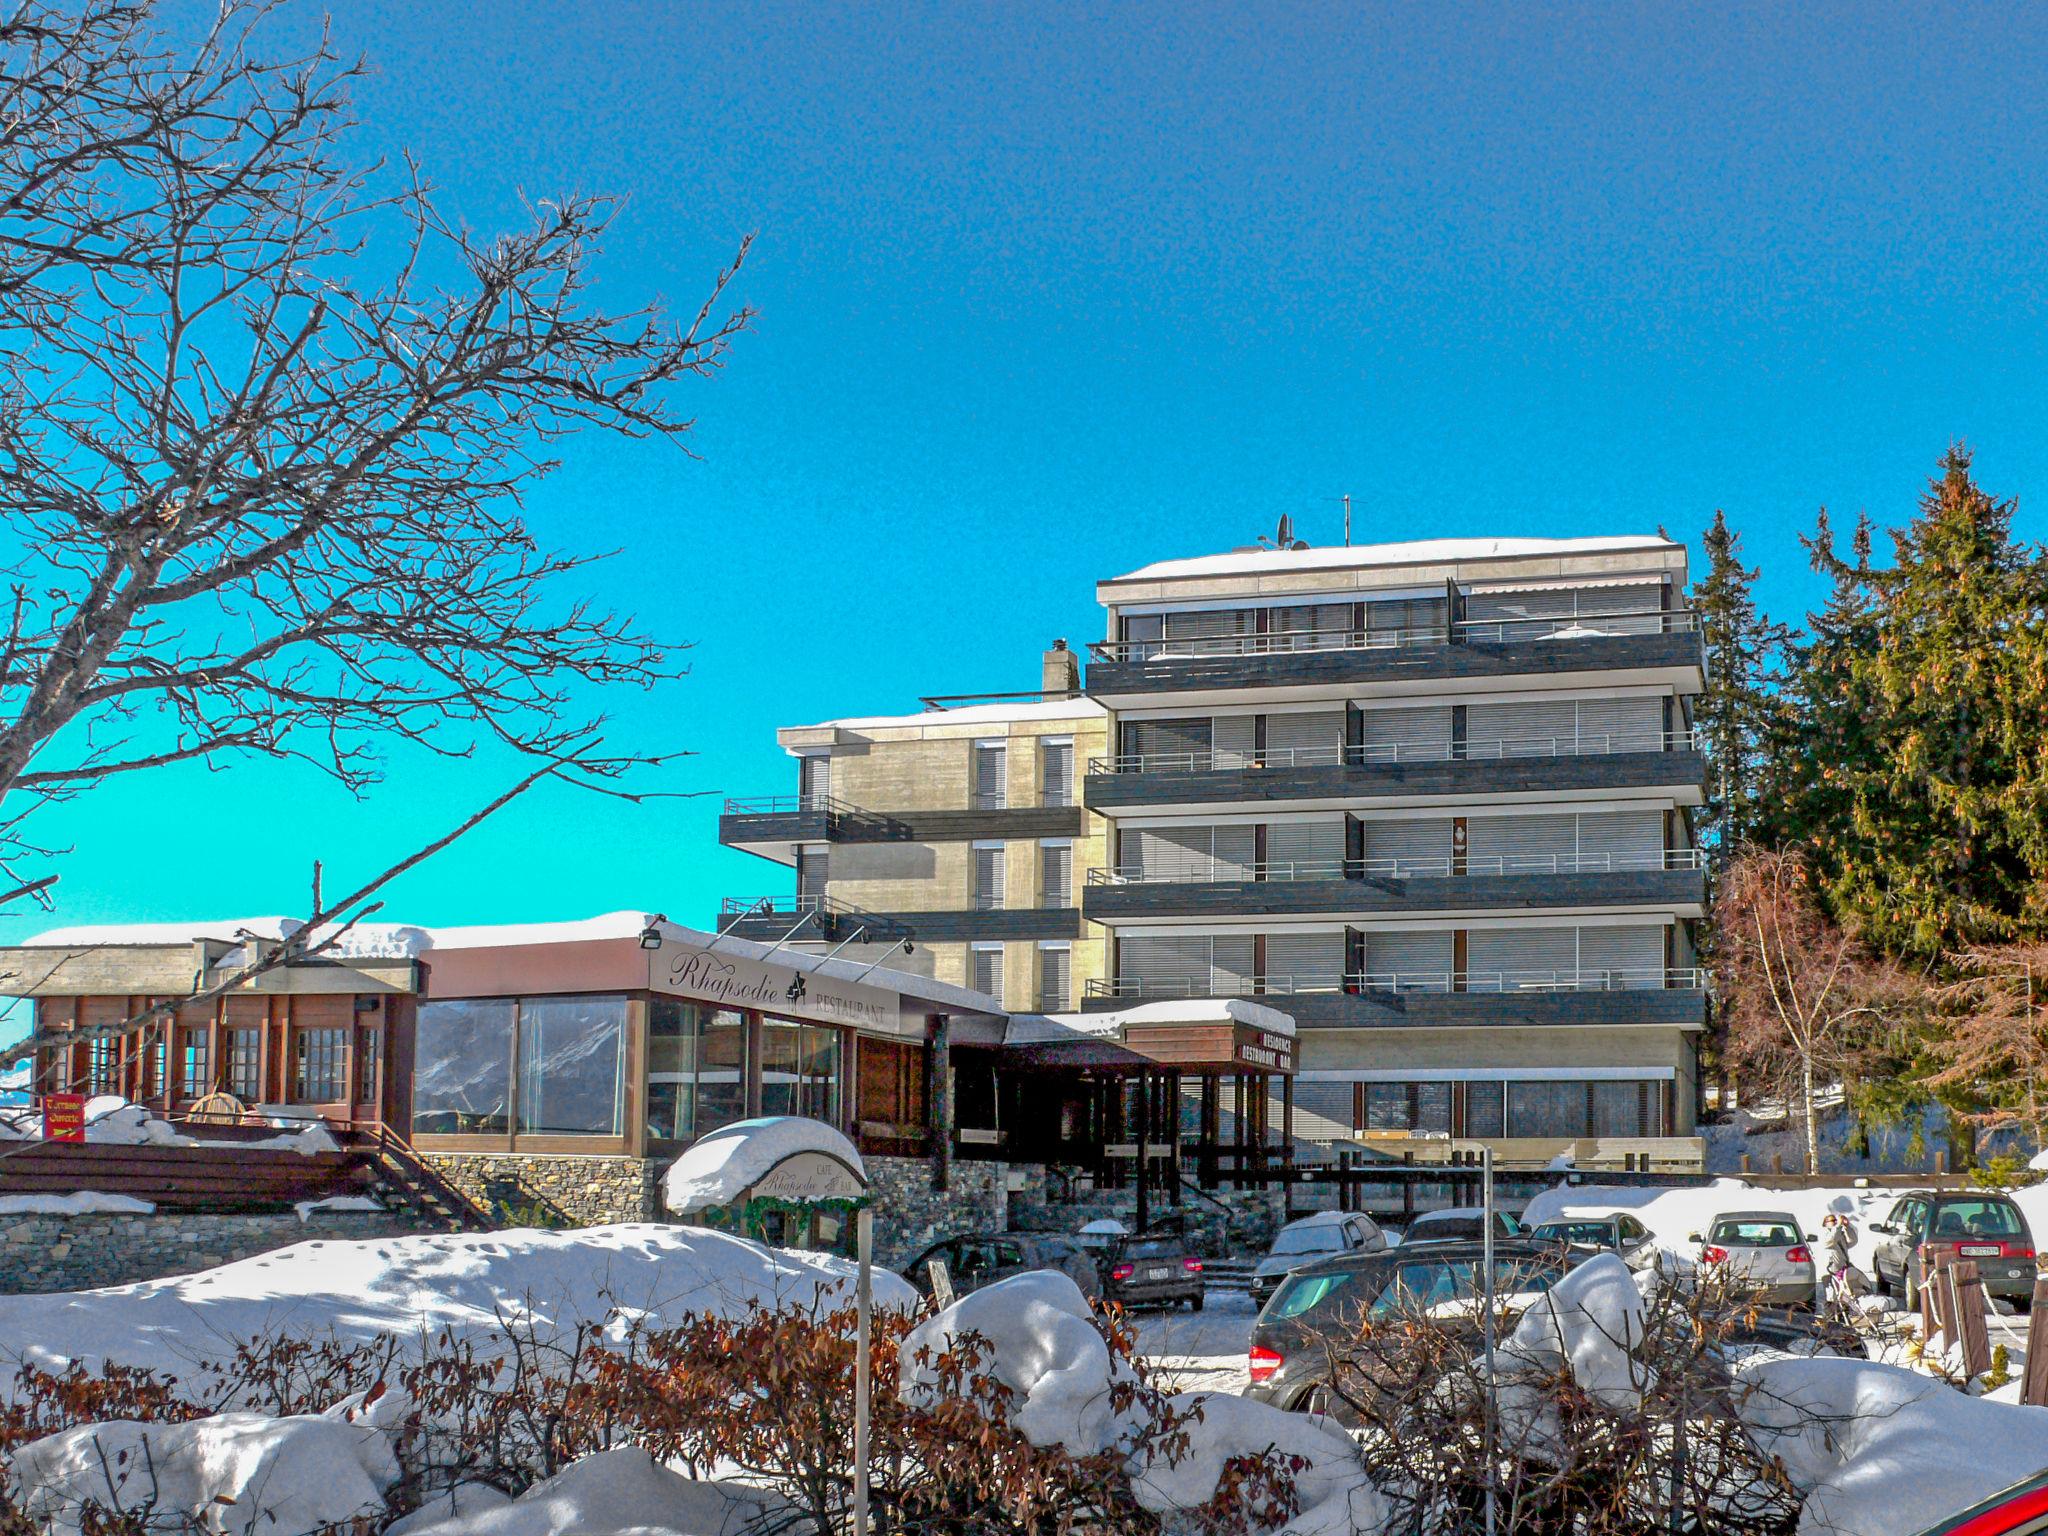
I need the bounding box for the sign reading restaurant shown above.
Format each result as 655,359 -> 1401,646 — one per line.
652,941 -> 903,1034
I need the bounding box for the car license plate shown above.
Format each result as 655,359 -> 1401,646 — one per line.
1146,1266 -> 1172,1281
1960,1244 -> 2001,1258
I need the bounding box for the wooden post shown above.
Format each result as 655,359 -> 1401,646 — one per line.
1134,1070 -> 1152,1233
2021,1279 -> 2048,1405
1199,1074 -> 1219,1189
1950,1259 -> 1993,1380
1923,1250 -> 1949,1350
928,1015 -> 952,1194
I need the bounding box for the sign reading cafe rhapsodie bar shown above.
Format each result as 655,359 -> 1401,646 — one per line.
652,941 -> 903,1034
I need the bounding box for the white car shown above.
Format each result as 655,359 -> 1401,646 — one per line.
1689,1209 -> 1816,1304
1250,1211 -> 1387,1305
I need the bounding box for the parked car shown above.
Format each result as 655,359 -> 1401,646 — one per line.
1400,1206 -> 1521,1247
1101,1230 -> 1207,1311
1870,1190 -> 2039,1310
1527,1213 -> 1661,1274
1912,1468 -> 2048,1535
1074,1218 -> 1130,1266
902,1231 -> 1102,1301
1688,1210 -> 1815,1304
1250,1211 -> 1387,1305
1246,1240 -> 1565,1419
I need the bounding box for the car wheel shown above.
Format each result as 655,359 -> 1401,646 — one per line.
1189,1291 -> 1205,1312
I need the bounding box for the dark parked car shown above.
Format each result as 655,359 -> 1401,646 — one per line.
1102,1231 -> 1207,1311
902,1232 -> 1102,1301
1527,1213 -> 1660,1275
1399,1207 -> 1522,1246
1871,1191 -> 2038,1309
1245,1240 -> 1564,1418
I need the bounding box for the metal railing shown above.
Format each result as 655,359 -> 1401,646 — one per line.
1087,848 -> 1706,885
1087,608 -> 1697,664
1087,727 -> 1699,778
721,792 -> 857,817
718,893 -> 835,918
1085,966 -> 1707,1000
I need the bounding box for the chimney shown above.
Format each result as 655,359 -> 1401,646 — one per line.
1041,638 -> 1080,697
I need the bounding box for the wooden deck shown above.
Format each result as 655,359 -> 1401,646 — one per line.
0,1139 -> 378,1213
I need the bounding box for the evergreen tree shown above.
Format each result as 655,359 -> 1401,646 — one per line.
1692,511 -> 1790,857
1781,447 -> 2048,962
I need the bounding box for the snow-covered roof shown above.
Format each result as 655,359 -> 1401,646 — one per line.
663,1116 -> 865,1214
1104,535 -> 1679,586
794,697 -> 1105,733
1098,997 -> 1297,1038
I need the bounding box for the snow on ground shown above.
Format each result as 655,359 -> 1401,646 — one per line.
0,1191 -> 154,1216
393,1447 -> 789,1536
1133,1290 -> 1256,1394
0,1095 -> 341,1151
662,1116 -> 864,1215
0,1223 -> 915,1387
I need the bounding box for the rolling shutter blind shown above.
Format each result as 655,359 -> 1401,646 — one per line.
1214,714 -> 1258,768
1266,819 -> 1344,874
1163,608 -> 1250,642
1125,718 -> 1212,765
972,845 -> 1006,909
1356,705 -> 1453,760
1264,931 -> 1343,988
1367,595 -> 1449,639
1467,700 -> 1577,757
1573,696 -> 1664,749
1126,827 -> 1209,881
1212,825 -> 1257,879
1289,1081 -> 1357,1143
1119,935 -> 1214,989
1040,844 -> 1073,906
1037,947 -> 1071,1009
1576,583 -> 1663,625
972,743 -> 1007,808
1578,924 -> 1664,983
796,846 -> 829,900
1266,709 -> 1344,761
1578,809 -> 1666,863
1361,930 -> 1455,982
971,947 -> 1003,997
1465,926 -> 1578,982
1467,814 -> 1577,869
799,754 -> 830,803
1212,937 -> 1256,995
1362,818 -> 1452,871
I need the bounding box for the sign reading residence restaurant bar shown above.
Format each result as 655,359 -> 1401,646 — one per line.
1234,1024 -> 1295,1074
651,940 -> 905,1035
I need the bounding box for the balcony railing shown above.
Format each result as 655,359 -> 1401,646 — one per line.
721,792 -> 857,817
1087,727 -> 1699,778
1085,966 -> 1707,1000
719,893 -> 835,918
1087,608 -> 1696,664
1087,848 -> 1706,885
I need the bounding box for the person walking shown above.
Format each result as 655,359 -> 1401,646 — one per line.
1820,1213 -> 1859,1313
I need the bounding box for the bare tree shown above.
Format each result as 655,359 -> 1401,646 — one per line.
1928,942 -> 2048,1146
0,0 -> 752,897
1716,847 -> 1914,1173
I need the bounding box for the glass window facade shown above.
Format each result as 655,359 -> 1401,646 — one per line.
413,999 -> 516,1135
516,996 -> 627,1136
293,1027 -> 347,1102
647,1001 -> 748,1142
760,1017 -> 843,1123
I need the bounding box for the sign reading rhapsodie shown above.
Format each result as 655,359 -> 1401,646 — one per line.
652,941 -> 902,1034
41,1092 -> 86,1143
747,1149 -> 869,1204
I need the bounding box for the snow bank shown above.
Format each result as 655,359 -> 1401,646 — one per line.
396,1447 -> 789,1536
900,1270 -> 1133,1453
0,1223 -> 915,1386
1502,1253 -> 1647,1407
293,1195 -> 384,1221
7,1393 -> 401,1536
1127,1392 -> 1384,1536
1736,1354 -> 2048,1536
0,1191 -> 154,1216
1521,1179 -> 1884,1276
662,1116 -> 865,1215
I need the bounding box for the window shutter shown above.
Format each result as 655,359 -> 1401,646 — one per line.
1465,814 -> 1576,871
1466,699 -> 1578,757
1577,924 -> 1664,985
1573,696 -> 1664,750
1037,947 -> 1071,1009
1360,818 -> 1452,873
1465,926 -> 1577,985
1360,930 -> 1455,984
798,754 -> 831,805
1265,710 -> 1344,762
1263,932 -> 1342,989
971,947 -> 1004,998
1355,705 -> 1453,760
972,845 -> 1006,910
1213,714 -> 1257,768
1040,741 -> 1073,806
1041,844 -> 1072,907
796,846 -> 829,900
1576,810 -> 1666,866
1124,718 -> 1212,766
1266,819 -> 1345,876
972,743 -> 1008,809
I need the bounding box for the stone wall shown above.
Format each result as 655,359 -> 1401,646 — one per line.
419,1152 -> 664,1226
865,1155 -> 1011,1268
0,1210 -> 424,1295
1009,1182 -> 1288,1258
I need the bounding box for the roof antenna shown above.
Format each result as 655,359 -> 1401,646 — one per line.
1341,493 -> 1352,547
1255,513 -> 1309,552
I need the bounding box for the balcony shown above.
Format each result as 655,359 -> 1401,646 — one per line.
1080,968 -> 1708,1030
1085,610 -> 1705,705
1084,849 -> 1706,923
1085,729 -> 1708,814
715,894 -> 1080,944
720,793 -> 1084,865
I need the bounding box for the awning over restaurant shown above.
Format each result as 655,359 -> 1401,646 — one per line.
997,997 -> 1297,1075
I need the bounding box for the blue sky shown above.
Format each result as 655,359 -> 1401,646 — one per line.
8,0 -> 2048,946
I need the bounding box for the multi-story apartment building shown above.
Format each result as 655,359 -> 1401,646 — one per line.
1080,534 -> 1708,1168
718,644 -> 1112,1011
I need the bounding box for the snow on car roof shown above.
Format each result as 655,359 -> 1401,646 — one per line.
1103,535 -> 1678,586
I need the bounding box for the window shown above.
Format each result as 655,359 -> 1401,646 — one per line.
1507,1081 -> 1588,1138
1037,944 -> 1071,1010
972,842 -> 1006,910
1591,1080 -> 1648,1137
293,1027 -> 347,1102
971,944 -> 1004,998
761,1017 -> 844,1123
1039,841 -> 1072,907
177,1027 -> 210,1099
1040,739 -> 1073,807
354,1024 -> 382,1104
224,1026 -> 262,1102
413,999 -> 515,1134
796,846 -> 829,906
1465,1081 -> 1506,1138
648,1002 -> 749,1142
517,996 -> 626,1136
798,752 -> 831,808
972,740 -> 1008,809
87,1037 -> 118,1095
1365,1083 -> 1411,1131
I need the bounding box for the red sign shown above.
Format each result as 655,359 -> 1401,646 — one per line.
42,1093 -> 86,1143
